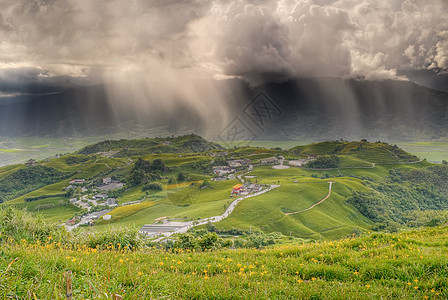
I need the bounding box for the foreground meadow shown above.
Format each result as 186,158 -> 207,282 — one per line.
1,227 -> 447,299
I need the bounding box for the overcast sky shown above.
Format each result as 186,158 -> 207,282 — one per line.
0,0 -> 447,95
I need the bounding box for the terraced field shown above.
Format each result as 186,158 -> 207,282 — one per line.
215,170 -> 372,240
0,137 -> 440,241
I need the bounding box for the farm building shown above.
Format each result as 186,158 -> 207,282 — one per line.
232,184 -> 243,194
212,166 -> 235,176
69,179 -> 85,184
260,157 -> 279,165
154,216 -> 168,223
231,183 -> 262,195
227,158 -> 251,167
25,159 -> 37,167
105,198 -> 117,207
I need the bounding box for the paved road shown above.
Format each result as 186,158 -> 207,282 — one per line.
237,164 -> 253,183
151,184 -> 280,241
285,181 -> 334,215
65,209 -> 111,231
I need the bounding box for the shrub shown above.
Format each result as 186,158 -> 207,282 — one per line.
25,193 -> 66,202
142,183 -> 163,191
86,227 -> 144,250
177,171 -> 190,182
0,206 -> 69,244
305,155 -> 340,169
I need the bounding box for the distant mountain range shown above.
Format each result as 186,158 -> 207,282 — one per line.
1,78 -> 447,142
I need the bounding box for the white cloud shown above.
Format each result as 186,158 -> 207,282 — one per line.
0,0 -> 446,84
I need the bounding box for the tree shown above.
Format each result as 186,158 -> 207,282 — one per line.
206,221 -> 216,232
305,155 -> 340,169
65,188 -> 75,198
134,158 -> 152,173
176,234 -> 198,250
142,183 -> 163,191
177,171 -> 189,182
127,169 -> 146,186
211,157 -> 226,166
151,159 -> 165,171
199,232 -> 219,250
200,180 -> 210,189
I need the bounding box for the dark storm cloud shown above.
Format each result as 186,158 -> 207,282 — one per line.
0,0 -> 447,88
202,0 -> 448,84
0,67 -> 94,95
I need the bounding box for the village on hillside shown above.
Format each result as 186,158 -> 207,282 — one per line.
57,150 -> 315,230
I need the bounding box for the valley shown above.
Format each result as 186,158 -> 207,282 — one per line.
2,2 -> 448,297
1,135 -> 448,298
1,135 -> 446,241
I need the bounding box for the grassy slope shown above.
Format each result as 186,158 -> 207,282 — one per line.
216,176 -> 371,239
94,160 -> 433,235
0,164 -> 24,178
95,180 -> 239,230
0,157 -> 117,225
397,141 -> 448,163
338,155 -> 373,168
215,162 -> 432,239
291,141 -> 419,164
1,227 -> 447,299
0,138 -> 437,239
214,140 -> 311,149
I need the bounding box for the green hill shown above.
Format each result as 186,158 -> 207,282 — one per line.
1,207 -> 447,299
77,134 -> 223,156
0,137 -> 445,241
290,141 -> 419,164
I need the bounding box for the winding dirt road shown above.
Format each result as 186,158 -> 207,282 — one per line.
285,181 -> 335,215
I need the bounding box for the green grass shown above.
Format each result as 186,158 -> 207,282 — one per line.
117,186 -> 147,204
33,204 -> 81,223
338,155 -> 373,168
94,180 -> 240,230
216,178 -> 372,240
0,138 -> 440,239
0,164 -> 24,179
31,144 -> 49,148
164,180 -> 238,205
397,142 -> 448,163
98,200 -> 156,224
6,197 -> 81,224
0,128 -> 176,166
214,140 -> 311,149
1,227 -> 448,299
291,141 -> 419,164
0,148 -> 23,153
212,163 -> 433,239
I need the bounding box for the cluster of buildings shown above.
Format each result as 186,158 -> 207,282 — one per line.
67,176 -> 123,212
97,177 -> 124,191
212,166 -> 236,176
227,158 -> 252,168
92,193 -> 118,206
211,158 -> 253,181
212,165 -> 234,176
231,183 -> 263,196
260,157 -> 280,165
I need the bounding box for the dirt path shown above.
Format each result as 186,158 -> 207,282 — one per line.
285,181 -> 335,215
